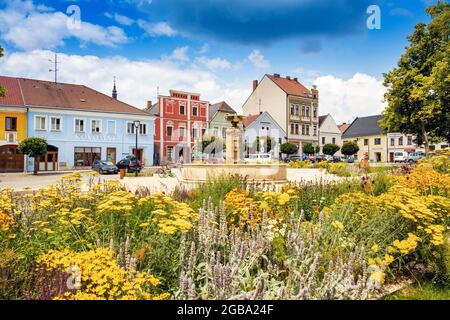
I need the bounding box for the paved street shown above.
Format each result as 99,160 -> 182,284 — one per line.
0,168 -> 342,193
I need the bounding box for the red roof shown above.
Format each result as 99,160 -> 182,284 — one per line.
267,74 -> 311,97
243,114 -> 260,128
0,76 -> 25,106
338,123 -> 349,133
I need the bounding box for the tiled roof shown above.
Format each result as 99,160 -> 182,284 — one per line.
342,115 -> 383,138
0,76 -> 25,106
267,74 -> 311,97
242,113 -> 261,128
338,123 -> 349,133
209,101 -> 236,119
0,76 -> 149,115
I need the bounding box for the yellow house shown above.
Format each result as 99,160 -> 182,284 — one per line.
0,76 -> 27,172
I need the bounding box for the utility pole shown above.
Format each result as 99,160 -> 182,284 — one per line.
49,54 -> 59,83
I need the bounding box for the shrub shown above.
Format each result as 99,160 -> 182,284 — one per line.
341,141 -> 359,156
280,142 -> 298,155
302,143 -> 315,155
322,143 -> 340,156
326,163 -> 352,177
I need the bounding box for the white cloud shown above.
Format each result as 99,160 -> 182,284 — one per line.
248,49 -> 270,69
198,43 -> 209,54
0,49 -> 249,112
169,46 -> 189,62
313,73 -> 387,124
195,56 -> 231,70
0,0 -> 128,50
105,12 -> 135,26
137,20 -> 177,37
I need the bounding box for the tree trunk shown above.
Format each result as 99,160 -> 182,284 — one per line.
33,155 -> 39,175
421,122 -> 429,153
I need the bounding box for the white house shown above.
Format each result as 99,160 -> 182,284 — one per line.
243,112 -> 286,159
318,114 -> 342,155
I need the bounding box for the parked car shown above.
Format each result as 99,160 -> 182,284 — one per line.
313,154 -> 326,163
92,160 -> 119,174
116,155 -> 142,173
342,156 -> 355,163
284,154 -> 303,163
244,153 -> 272,163
323,154 -> 334,161
405,151 -> 426,163
332,156 -> 342,163
393,151 -> 408,163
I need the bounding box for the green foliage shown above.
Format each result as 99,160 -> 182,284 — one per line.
381,1 -> 450,149
302,143 -> 315,155
341,141 -> 359,156
322,143 -> 340,156
326,162 -> 352,177
280,142 -> 298,155
17,137 -> 48,158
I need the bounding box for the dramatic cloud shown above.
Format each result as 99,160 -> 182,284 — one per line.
313,73 -> 387,124
248,50 -> 270,69
0,50 -> 249,111
144,0 -> 373,45
0,0 -> 128,50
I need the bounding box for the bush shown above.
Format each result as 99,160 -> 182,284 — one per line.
280,142 -> 298,155
326,162 -> 352,177
322,143 -> 340,156
302,143 -> 315,155
341,141 -> 359,156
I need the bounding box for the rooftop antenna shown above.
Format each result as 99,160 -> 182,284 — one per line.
258,98 -> 261,114
49,53 -> 59,83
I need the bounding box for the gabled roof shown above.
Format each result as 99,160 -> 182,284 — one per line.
0,76 -> 25,107
338,123 -> 349,133
209,101 -> 236,120
266,74 -> 311,97
342,115 -> 383,138
242,114 -> 260,128
0,76 -> 149,116
318,115 -> 327,127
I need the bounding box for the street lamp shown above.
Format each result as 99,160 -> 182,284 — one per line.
133,120 -> 141,177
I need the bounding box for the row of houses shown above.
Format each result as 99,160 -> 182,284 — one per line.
2,73 -> 447,172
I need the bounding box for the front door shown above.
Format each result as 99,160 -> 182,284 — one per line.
38,151 -> 58,171
0,145 -> 24,172
106,148 -> 117,163
389,152 -> 394,163
132,148 -> 144,163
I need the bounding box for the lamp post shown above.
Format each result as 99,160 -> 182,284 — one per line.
133,120 -> 141,177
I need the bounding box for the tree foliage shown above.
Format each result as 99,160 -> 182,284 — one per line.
381,1 -> 450,150
280,142 -> 298,155
341,141 -> 359,156
322,143 -> 340,156
302,143 -> 315,155
18,137 -> 48,174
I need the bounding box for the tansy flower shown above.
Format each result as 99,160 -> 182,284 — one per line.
331,220 -> 344,231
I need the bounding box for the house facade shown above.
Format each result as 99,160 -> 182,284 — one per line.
342,115 -> 423,163
318,114 -> 342,155
243,112 -> 286,159
208,101 -> 236,140
242,74 -> 319,153
0,76 -> 27,172
9,77 -> 154,172
151,90 -> 209,164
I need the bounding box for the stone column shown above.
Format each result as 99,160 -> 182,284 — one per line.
225,126 -> 244,164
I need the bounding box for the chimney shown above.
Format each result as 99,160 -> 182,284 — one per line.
286,76 -> 291,80
294,77 -> 298,82
274,73 -> 280,78
252,80 -> 258,91
147,100 -> 153,109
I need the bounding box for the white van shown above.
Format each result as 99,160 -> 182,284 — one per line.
393,151 -> 408,163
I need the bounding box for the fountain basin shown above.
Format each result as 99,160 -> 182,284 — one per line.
180,163 -> 288,185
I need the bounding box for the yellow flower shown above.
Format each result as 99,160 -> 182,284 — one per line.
331,220 -> 344,231
371,244 -> 379,253
7,233 -> 16,239
278,193 -> 290,205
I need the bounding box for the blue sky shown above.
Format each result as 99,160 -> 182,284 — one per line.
0,0 -> 438,122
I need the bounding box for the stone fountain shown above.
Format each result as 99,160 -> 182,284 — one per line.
180,115 -> 287,186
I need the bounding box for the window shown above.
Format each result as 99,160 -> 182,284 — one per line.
192,127 -> 199,138
313,125 -> 317,136
91,120 -> 101,133
295,105 -> 299,115
364,139 -> 369,146
374,138 -> 381,145
322,137 -> 326,145
35,116 -> 46,130
305,106 -> 310,117
390,138 -> 395,146
5,117 -> 17,131
290,104 -> 295,115
313,106 -> 317,118
290,123 -> 295,134
74,147 -> 101,167
139,123 -> 147,135
222,127 -> 227,138
75,119 -> 85,132
305,125 -> 310,135
398,136 -> 403,146
295,124 -> 299,135
167,125 -> 173,137
332,137 -> 336,144
179,105 -> 185,115
179,126 -> 185,137
407,136 -> 413,145
107,121 -> 116,135
127,122 -> 134,134
301,106 -> 306,117
192,106 -> 198,116
167,146 -> 174,161
302,125 -> 306,136
50,117 -> 61,131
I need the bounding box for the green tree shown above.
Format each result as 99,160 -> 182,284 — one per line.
341,141 -> 359,156
302,143 -> 315,155
381,1 -> 450,151
322,143 -> 340,156
0,46 -> 5,97
18,137 -> 48,174
280,142 -> 298,155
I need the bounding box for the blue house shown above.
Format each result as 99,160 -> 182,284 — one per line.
17,77 -> 154,171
